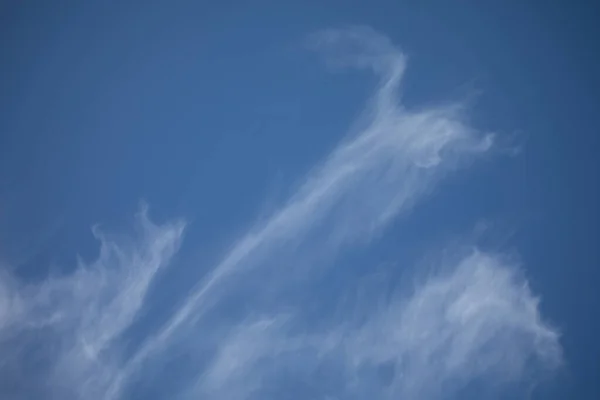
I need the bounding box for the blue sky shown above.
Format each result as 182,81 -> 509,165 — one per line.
1,2 -> 599,399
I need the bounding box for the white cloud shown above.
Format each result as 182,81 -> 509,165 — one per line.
194,250 -> 562,399
110,27 -> 494,396
0,27 -> 562,400
343,250 -> 562,398
0,206 -> 185,399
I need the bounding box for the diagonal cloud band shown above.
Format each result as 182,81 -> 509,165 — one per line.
109,26 -> 494,397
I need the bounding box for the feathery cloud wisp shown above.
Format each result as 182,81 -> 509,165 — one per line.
0,207 -> 185,399
111,28 -> 494,394
195,250 -> 562,399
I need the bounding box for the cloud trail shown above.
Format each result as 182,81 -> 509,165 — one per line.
108,27 -> 493,396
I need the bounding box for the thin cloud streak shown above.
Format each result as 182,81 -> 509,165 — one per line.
110,26 -> 493,396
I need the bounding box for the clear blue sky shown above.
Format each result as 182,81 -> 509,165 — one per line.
1,2 -> 598,399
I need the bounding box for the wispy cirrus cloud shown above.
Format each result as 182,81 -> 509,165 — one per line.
194,250 -> 562,399
0,206 -> 185,399
0,26 -> 561,400
109,28 -> 494,396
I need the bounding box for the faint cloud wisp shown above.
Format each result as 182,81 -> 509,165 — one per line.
0,207 -> 185,399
